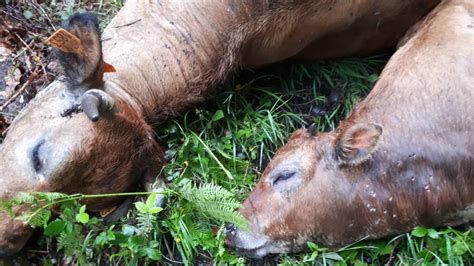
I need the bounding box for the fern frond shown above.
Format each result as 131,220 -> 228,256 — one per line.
137,212 -> 154,237
34,192 -> 69,201
28,209 -> 52,228
12,192 -> 37,205
205,208 -> 249,229
179,182 -> 248,229
180,182 -> 234,202
57,226 -> 81,257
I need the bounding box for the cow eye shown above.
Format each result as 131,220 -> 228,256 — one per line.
273,171 -> 296,185
32,140 -> 45,172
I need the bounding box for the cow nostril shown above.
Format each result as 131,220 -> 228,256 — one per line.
224,223 -> 237,235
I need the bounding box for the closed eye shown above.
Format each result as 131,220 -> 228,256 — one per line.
273,171 -> 296,185
32,140 -> 45,172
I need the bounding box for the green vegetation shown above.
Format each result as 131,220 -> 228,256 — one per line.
1,1 -> 473,265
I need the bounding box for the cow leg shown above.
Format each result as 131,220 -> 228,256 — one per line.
102,197 -> 133,224
291,2 -> 439,60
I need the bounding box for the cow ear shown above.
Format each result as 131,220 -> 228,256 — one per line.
49,12 -> 104,88
335,123 -> 382,165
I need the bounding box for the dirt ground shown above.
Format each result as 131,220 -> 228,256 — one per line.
0,1 -> 120,140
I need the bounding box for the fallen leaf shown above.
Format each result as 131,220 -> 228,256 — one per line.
2,66 -> 21,99
0,114 -> 10,136
0,46 -> 12,62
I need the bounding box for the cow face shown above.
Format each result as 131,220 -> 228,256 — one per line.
0,13 -> 164,257
224,124 -> 383,258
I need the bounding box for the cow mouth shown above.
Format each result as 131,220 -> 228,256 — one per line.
227,243 -> 270,258
232,247 -> 267,258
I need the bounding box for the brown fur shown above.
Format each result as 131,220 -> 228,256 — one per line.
226,0 -> 474,257
0,0 -> 440,256
55,101 -> 165,211
102,0 -> 439,122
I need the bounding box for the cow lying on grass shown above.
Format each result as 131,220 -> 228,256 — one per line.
224,0 -> 474,258
0,0 -> 440,257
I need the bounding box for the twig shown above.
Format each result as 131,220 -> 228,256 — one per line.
386,238 -> 401,265
0,68 -> 39,112
162,237 -> 185,265
27,249 -> 49,254
161,254 -> 186,265
0,112 -> 15,117
14,32 -> 48,78
32,1 -> 56,31
12,47 -> 27,60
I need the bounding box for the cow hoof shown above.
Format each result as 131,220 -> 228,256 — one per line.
102,197 -> 133,224
152,186 -> 166,208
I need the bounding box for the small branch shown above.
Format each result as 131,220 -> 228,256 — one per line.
14,32 -> 48,78
32,1 -> 56,31
386,238 -> 401,265
27,249 -> 49,254
0,112 -> 15,117
0,68 -> 39,112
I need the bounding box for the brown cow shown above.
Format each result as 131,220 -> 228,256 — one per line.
224,0 -> 474,258
0,0 -> 439,257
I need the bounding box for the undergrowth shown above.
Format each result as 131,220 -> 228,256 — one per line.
1,1 -> 473,265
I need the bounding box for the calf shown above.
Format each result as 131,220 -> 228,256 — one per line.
225,0 -> 474,258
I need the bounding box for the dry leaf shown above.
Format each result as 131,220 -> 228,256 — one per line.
1,66 -> 21,99
0,46 -> 12,62
0,114 -> 9,136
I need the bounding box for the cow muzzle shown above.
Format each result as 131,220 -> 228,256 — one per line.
224,223 -> 271,258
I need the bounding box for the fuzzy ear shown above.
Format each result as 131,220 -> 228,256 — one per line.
50,12 -> 104,88
307,123 -> 317,136
335,123 -> 382,165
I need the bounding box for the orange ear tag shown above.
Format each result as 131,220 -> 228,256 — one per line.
47,28 -> 84,55
103,61 -> 116,73
48,29 -> 117,73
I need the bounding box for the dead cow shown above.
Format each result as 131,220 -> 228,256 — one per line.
0,0 -> 439,257
225,0 -> 474,258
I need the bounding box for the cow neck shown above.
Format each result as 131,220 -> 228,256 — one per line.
100,1 -> 241,124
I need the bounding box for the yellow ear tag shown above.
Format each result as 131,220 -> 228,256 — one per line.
47,28 -> 84,55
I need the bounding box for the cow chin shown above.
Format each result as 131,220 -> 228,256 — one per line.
225,228 -> 270,258
225,228 -> 293,258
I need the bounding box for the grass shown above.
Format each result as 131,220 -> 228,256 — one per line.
1,1 -> 473,265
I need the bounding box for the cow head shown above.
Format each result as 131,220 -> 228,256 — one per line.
224,124 -> 384,258
0,13 -> 164,257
